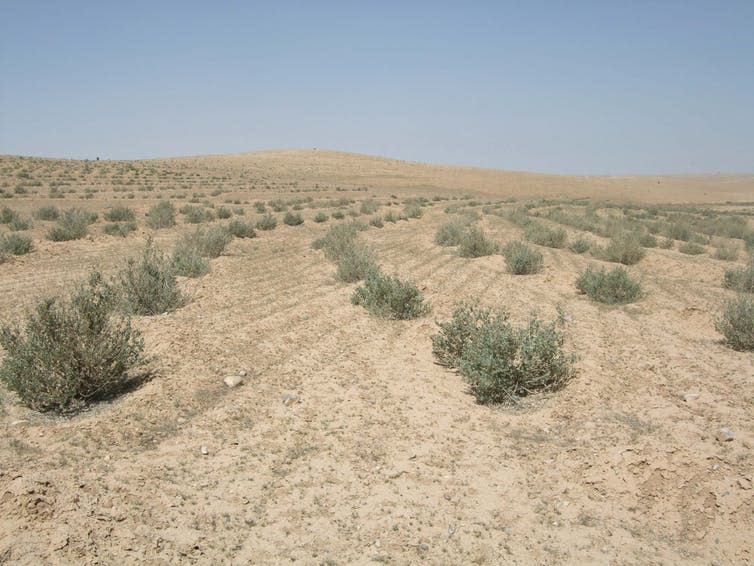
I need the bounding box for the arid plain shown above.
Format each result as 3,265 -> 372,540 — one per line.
1,150 -> 753,565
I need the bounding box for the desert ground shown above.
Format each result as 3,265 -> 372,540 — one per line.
0,150 -> 753,565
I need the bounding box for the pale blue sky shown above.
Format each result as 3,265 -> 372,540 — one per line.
1,1 -> 752,174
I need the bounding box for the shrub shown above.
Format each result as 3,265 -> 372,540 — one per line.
314,212 -> 328,223
723,262 -> 754,293
253,201 -> 267,213
47,208 -> 94,241
369,215 -> 384,228
227,219 -> 256,238
9,217 -> 32,231
524,223 -> 567,248
104,206 -> 136,222
592,233 -> 646,265
351,270 -> 429,319
34,206 -> 60,221
575,265 -> 642,304
103,222 -> 137,237
1,207 -> 19,224
335,243 -> 378,283
146,201 -> 176,229
715,295 -> 754,351
182,205 -> 214,224
744,233 -> 754,252
639,233 -> 658,248
178,226 -> 232,258
679,242 -> 705,255
568,237 -> 592,254
459,226 -> 498,258
0,249 -> 7,264
714,242 -> 739,261
435,220 -> 470,247
256,213 -> 277,231
502,241 -> 543,274
432,303 -> 573,404
312,223 -> 363,259
1,233 -> 33,255
403,201 -> 423,219
216,207 -> 232,219
660,237 -> 674,249
117,241 -> 187,315
0,271 -> 146,414
331,210 -> 346,220
172,244 -> 210,278
283,211 -> 304,226
360,199 -> 379,214
383,211 -> 398,223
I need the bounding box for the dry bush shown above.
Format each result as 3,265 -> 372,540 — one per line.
576,265 -> 642,304
351,270 -> 429,319
716,295 -> 754,351
502,241 -> 543,274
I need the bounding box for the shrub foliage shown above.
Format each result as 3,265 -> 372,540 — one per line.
502,241 -> 543,274
118,241 -> 187,315
716,295 -> 754,351
575,265 -> 642,304
351,270 -> 429,319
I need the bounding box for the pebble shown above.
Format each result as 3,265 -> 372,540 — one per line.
282,393 -> 300,405
683,393 -> 700,402
238,370 -> 247,377
418,543 -> 429,551
200,446 -> 209,456
716,428 -> 734,442
223,375 -> 244,388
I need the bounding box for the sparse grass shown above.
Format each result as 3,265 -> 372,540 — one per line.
502,241 -> 543,274
714,242 -> 739,261
576,265 -> 642,304
351,269 -> 429,319
227,219 -> 256,238
178,226 -> 232,258
0,271 -> 146,414
256,213 -> 277,231
369,215 -> 384,228
716,295 -> 754,351
432,302 -> 573,404
678,242 -> 705,255
103,222 -> 137,237
458,226 -> 498,258
283,211 -> 304,226
146,201 -> 176,229
104,206 -> 136,222
568,237 -> 592,254
1,233 -> 34,255
117,241 -> 187,315
360,199 -> 379,214
592,233 -> 646,265
723,261 -> 754,293
383,211 -> 398,223
403,201 -> 423,219
47,208 -> 95,241
659,237 -> 674,249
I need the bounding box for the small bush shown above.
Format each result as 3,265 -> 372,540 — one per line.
435,220 -> 470,247
227,219 -> 256,238
369,215 -> 384,228
660,237 -> 674,249
568,237 -> 592,254
524,223 -> 567,248
432,303 -> 573,404
331,210 -> 346,220
103,222 -> 137,237
312,223 -> 363,259
283,211 -> 304,226
403,202 -> 423,219
9,217 -> 32,231
314,212 -> 328,223
723,262 -> 754,293
592,233 -> 646,265
360,199 -> 379,214
383,211 -> 398,223
34,206 -> 60,221
146,201 -> 176,229
253,201 -> 267,213
459,226 -> 498,258
335,243 -> 378,283
744,233 -> 754,252
172,244 -> 210,278
679,242 -> 705,255
0,271 -> 146,414
178,226 -> 232,258
1,233 -> 33,255
117,242 -> 187,315
502,241 -> 543,274
351,270 -> 429,319
256,213 -> 277,231
182,205 -> 214,224
216,207 -> 232,219
47,208 -> 94,241
639,233 -> 658,248
576,265 -> 642,304
0,207 -> 18,224
716,295 -> 754,351
104,206 -> 136,222
714,243 -> 739,261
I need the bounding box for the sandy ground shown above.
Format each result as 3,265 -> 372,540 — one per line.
1,151 -> 753,565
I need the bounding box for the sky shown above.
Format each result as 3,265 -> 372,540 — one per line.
1,1 -> 753,174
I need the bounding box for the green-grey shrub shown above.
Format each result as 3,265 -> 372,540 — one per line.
714,243 -> 739,261
679,242 -> 705,255
256,213 -> 277,230
592,233 -> 646,265
146,201 -> 176,229
103,222 -> 137,237
524,223 -> 567,248
331,210 -> 346,220
0,207 -> 18,224
178,226 -> 232,258
216,207 -> 232,219
227,219 -> 256,238
502,241 -> 543,274
351,270 -> 428,319
723,262 -> 754,293
435,219 -> 469,247
360,199 -> 379,214
576,265 -> 642,304
104,206 -> 136,222
568,237 -> 592,254
335,243 -> 378,283
369,215 -> 384,228
283,211 -> 304,226
47,208 -> 94,241
639,233 -> 658,248
34,206 -> 60,221
117,242 -> 187,315
459,226 -> 498,257
314,212 -> 328,223
9,217 -> 32,231
716,295 -> 754,351
432,303 -> 573,404
403,201 -> 423,219
182,205 -> 214,224
172,244 -> 210,278
0,271 -> 146,414
383,211 -> 398,223
1,233 -> 33,255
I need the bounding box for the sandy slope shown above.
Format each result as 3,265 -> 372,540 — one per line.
0,152 -> 753,565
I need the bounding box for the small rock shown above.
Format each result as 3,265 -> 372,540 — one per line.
10,420 -> 30,427
223,375 -> 244,388
738,478 -> 752,490
716,428 -> 734,442
683,393 -> 700,402
281,393 -> 299,405
418,543 -> 429,551
238,370 -> 247,377
200,446 -> 209,456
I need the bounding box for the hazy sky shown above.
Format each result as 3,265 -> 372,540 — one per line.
1,1 -> 752,174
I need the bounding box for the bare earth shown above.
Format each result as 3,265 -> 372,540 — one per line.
1,150 -> 753,565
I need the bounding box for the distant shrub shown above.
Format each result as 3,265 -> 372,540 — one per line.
351,270 -> 429,319
9,217 -> 32,231
172,243 -> 210,278
256,213 -> 277,231
1,207 -> 19,224
331,210 -> 346,220
524,223 -> 567,248
383,211 -> 398,223
368,215 -> 383,228
723,262 -> 754,293
269,199 -> 287,212
0,271 -> 146,414
178,226 -> 232,259
104,206 -> 136,222
432,303 -> 573,404
360,199 -> 379,214
435,219 -> 470,247
253,201 -> 267,213
47,208 -> 94,241
283,211 -> 304,226
716,295 -> 754,351
34,206 -> 60,221
314,212 -> 328,223
216,207 -> 232,219
660,237 -> 674,249
502,241 -> 543,274
312,223 -> 363,258
182,205 -> 214,224
568,237 -> 592,254
403,201 -> 423,219
117,241 -> 187,315
103,222 -> 137,237
459,226 -> 498,258
679,242 -> 705,255
576,265 -> 642,304
146,201 -> 176,229
714,242 -> 739,261
592,233 -> 646,265
1,233 -> 33,255
227,219 -> 256,238
639,233 -> 658,248
335,243 -> 378,282
744,233 -> 754,252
